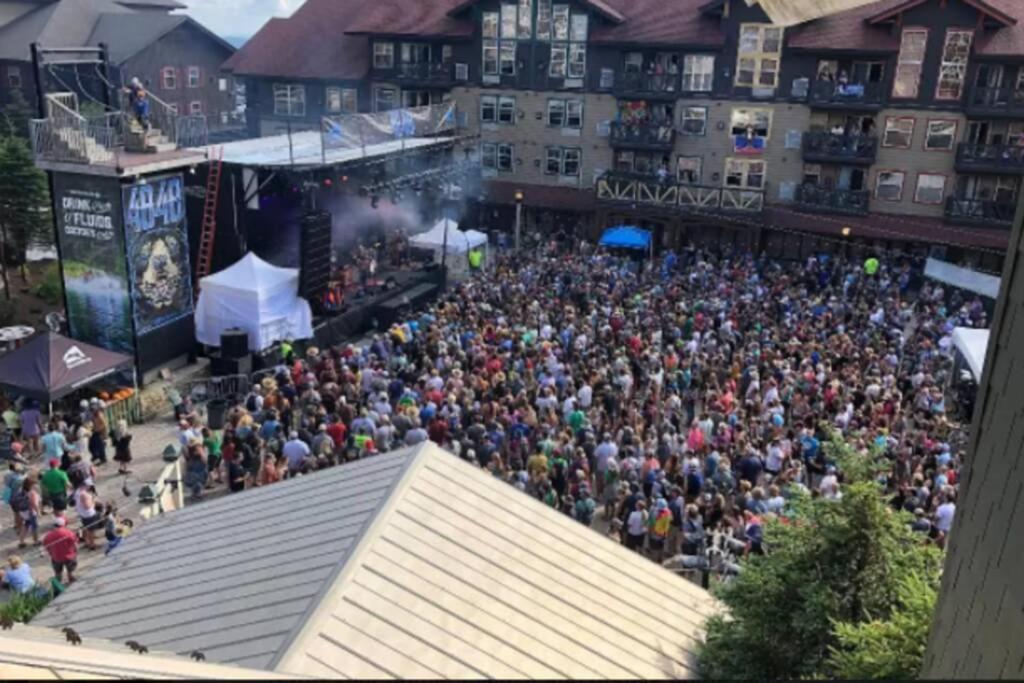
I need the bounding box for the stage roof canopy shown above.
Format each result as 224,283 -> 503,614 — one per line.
36,443 -> 717,679
201,134 -> 454,169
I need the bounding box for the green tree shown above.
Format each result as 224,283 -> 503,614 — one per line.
0,135 -> 53,296
0,89 -> 36,139
698,482 -> 943,680
826,572 -> 938,680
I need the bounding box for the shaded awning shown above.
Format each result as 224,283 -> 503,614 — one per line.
600,226 -> 652,250
0,332 -> 134,402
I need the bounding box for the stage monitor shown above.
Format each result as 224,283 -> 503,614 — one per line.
299,210 -> 332,300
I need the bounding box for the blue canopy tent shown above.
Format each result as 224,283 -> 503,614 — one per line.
599,226 -> 651,250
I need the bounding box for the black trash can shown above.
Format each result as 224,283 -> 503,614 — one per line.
206,398 -> 227,431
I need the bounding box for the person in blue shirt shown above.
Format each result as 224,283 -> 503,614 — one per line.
259,412 -> 280,441
0,555 -> 34,594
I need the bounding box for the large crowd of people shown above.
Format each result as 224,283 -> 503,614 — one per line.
2,238 -> 985,594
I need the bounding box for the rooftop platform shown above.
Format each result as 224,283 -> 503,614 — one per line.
35,146 -> 210,178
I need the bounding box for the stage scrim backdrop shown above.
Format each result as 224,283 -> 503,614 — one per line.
52,173 -> 133,353
123,174 -> 194,335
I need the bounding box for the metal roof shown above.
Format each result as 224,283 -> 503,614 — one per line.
206,134 -> 455,169
35,444 -> 718,679
33,449 -> 416,671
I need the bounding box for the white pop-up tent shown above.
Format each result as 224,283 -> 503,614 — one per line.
410,218 -> 488,281
195,253 -> 313,352
951,327 -> 991,381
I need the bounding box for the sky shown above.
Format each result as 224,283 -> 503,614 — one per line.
186,0 -> 303,39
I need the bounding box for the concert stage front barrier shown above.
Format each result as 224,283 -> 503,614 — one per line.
312,269 -> 444,348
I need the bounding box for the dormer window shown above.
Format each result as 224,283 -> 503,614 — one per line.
735,24 -> 783,88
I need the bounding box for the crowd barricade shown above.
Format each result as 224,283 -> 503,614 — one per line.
179,374 -> 250,405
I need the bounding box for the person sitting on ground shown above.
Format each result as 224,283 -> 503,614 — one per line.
0,555 -> 34,594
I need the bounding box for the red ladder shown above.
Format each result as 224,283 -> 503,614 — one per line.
194,146 -> 224,294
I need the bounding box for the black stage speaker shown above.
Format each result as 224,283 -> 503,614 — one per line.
210,353 -> 252,378
300,210 -> 332,300
220,328 -> 250,359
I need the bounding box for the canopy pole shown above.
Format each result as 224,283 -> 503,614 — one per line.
132,367 -> 139,423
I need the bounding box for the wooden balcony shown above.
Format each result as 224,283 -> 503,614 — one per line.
801,131 -> 878,166
944,196 -> 1016,227
965,84 -> 1024,118
955,143 -> 1024,175
609,122 -> 676,151
612,72 -> 680,100
807,80 -> 885,111
374,63 -> 457,87
596,171 -> 764,214
793,183 -> 870,216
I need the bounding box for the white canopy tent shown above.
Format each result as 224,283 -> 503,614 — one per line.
951,327 -> 991,381
195,253 -> 313,352
410,219 -> 489,281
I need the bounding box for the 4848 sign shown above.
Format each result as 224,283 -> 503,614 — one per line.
124,174 -> 185,232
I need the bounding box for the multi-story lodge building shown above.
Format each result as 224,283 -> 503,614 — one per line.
225,0 -> 1024,268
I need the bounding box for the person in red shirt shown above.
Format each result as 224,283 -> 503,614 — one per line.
326,418 -> 347,449
43,516 -> 78,584
427,416 -> 449,446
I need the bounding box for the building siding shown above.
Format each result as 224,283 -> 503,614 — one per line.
922,201 -> 1024,679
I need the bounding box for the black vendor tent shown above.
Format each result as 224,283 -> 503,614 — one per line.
0,332 -> 134,403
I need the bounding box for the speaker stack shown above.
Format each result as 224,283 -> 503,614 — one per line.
300,210 -> 333,301
211,327 -> 252,377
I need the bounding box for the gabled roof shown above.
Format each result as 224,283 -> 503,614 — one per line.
36,443 -> 718,679
87,12 -> 234,63
591,0 -> 726,46
344,0 -> 473,38
866,0 -> 1016,25
752,0 -> 887,27
222,0 -> 369,80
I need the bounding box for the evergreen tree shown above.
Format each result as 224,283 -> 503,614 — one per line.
0,135 -> 53,297
1,90 -> 37,139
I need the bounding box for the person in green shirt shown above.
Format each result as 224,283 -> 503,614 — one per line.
40,460 -> 70,513
1,407 -> 19,435
468,248 -> 483,271
202,427 -> 223,484
568,408 -> 586,433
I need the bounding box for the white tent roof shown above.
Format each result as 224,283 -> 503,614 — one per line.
201,252 -> 297,293
952,327 -> 991,380
410,219 -> 487,253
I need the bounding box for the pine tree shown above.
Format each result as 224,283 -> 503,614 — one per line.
0,90 -> 36,140
0,136 -> 53,297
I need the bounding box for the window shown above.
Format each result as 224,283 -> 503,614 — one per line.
481,96 -> 497,123
374,42 -> 394,69
498,144 -> 514,171
547,99 -> 582,127
624,52 -> 643,74
400,43 -> 430,64
677,156 -> 702,184
6,65 -> 20,88
518,0 -> 532,38
875,170 -> 906,201
161,67 -> 176,90
189,101 -> 202,115
339,89 -> 357,114
442,45 -> 453,64
326,87 -> 342,113
220,111 -> 229,125
725,158 -> 765,189
882,117 -> 915,148
483,8 -> 517,76
682,55 -> 714,92
802,163 -> 822,185
615,150 -> 635,172
736,24 -> 784,88
914,173 -> 946,204
481,144 -> 514,172
187,66 -> 200,88
497,96 -> 516,123
273,83 -> 305,116
549,6 -> 586,79
893,29 -> 927,98
731,108 -> 771,153
218,78 -> 228,92
537,0 -> 552,39
936,30 -> 973,100
402,90 -> 431,108
545,146 -> 581,176
374,86 -> 397,112
680,107 -> 707,136
924,119 -> 957,151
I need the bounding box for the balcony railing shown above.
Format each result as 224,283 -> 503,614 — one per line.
966,84 -> 1024,116
801,131 -> 878,165
388,62 -> 456,84
807,80 -> 885,108
612,71 -> 680,98
955,142 -> 1024,174
944,196 -> 1016,227
609,121 -> 676,150
794,183 -> 870,216
596,171 -> 764,213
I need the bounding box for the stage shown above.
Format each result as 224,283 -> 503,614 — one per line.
310,267 -> 445,348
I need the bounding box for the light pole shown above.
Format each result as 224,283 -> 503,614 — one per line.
514,189 -> 524,251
